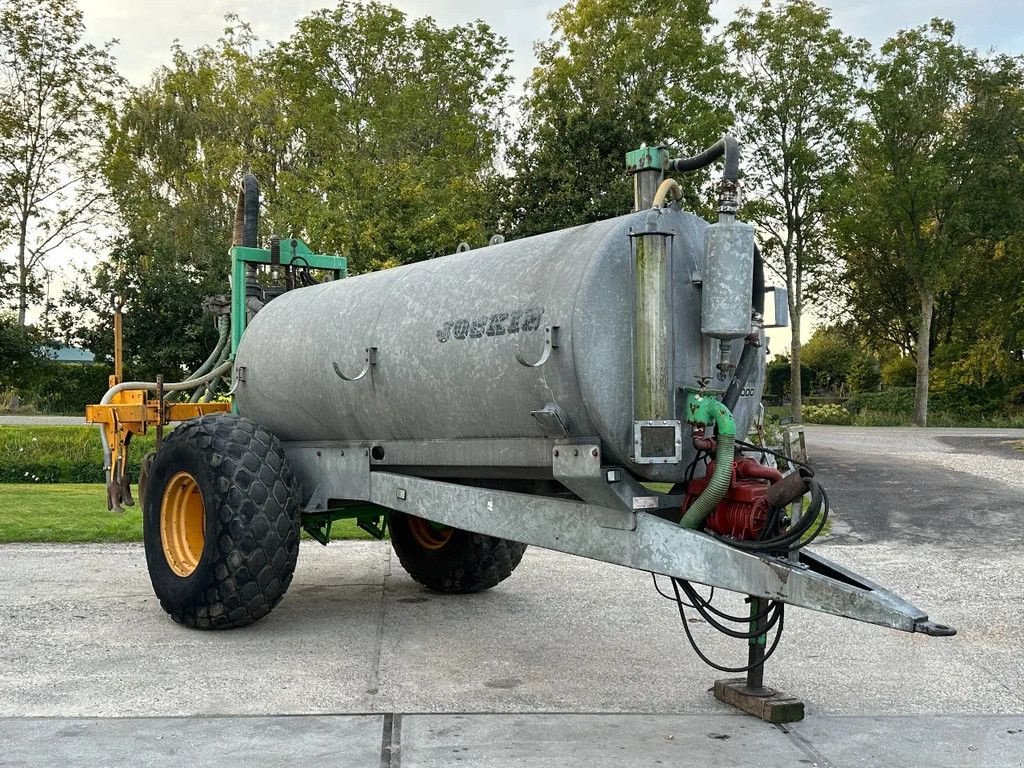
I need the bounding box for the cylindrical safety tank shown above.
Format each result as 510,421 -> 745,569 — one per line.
234,206 -> 765,483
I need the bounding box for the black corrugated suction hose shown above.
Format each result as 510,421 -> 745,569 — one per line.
668,134 -> 740,181
722,245 -> 765,412
242,173 -> 259,248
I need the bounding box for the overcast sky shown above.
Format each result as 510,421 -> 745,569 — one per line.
77,0 -> 1024,90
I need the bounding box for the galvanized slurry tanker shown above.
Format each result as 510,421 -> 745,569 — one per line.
89,136 -> 954,721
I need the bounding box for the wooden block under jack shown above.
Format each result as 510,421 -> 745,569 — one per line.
713,679 -> 805,724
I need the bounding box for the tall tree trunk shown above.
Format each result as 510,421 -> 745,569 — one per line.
789,306 -> 802,422
912,289 -> 933,427
16,218 -> 29,326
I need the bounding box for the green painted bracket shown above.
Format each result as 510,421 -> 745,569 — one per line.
301,504 -> 389,545
230,238 -> 348,358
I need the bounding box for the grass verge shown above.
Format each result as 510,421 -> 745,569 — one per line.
0,425 -> 155,484
0,483 -> 376,543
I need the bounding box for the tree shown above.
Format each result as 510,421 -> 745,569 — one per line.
0,312 -> 41,389
801,325 -> 856,394
503,0 -> 732,238
270,2 -> 512,271
57,239 -> 218,381
725,0 -> 867,422
103,19 -> 281,291
77,5 -> 513,375
836,21 -> 1005,425
0,0 -> 122,324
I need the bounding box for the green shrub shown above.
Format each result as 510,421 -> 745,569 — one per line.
28,363 -> 113,415
844,386 -> 1024,427
881,357 -> 917,388
801,403 -> 852,425
0,426 -> 158,483
846,387 -> 915,416
764,356 -> 814,399
846,355 -> 881,394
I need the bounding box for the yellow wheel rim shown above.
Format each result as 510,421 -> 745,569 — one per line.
407,516 -> 454,550
160,471 -> 206,577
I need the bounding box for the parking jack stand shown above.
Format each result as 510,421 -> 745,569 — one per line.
713,597 -> 805,723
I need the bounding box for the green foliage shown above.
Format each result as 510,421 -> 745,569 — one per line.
846,354 -> 881,394
801,403 -> 852,425
801,326 -> 857,393
503,0 -> 731,238
0,0 -> 123,323
764,355 -> 814,400
727,1 -> 867,419
28,364 -> 114,416
271,3 -> 512,271
67,5 -> 513,375
103,20 -> 283,287
0,313 -> 42,388
59,239 -> 218,381
833,21 -> 1024,424
880,357 -> 917,388
0,425 -> 149,483
844,386 -> 1024,427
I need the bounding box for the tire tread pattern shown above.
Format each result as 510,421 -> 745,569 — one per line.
390,512 -> 526,593
148,413 -> 300,629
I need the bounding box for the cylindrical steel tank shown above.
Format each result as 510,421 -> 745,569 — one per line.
234,206 -> 765,482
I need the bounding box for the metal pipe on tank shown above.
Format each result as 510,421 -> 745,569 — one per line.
632,210 -> 674,421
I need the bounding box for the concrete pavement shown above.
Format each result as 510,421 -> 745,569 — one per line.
0,415 -> 85,426
4,713 -> 1023,767
1,425 -> 1023,766
1,539 -> 1023,766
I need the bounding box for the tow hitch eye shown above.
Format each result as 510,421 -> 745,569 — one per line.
914,620 -> 957,637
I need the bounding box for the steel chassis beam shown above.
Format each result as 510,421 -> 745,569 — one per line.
281,440 -> 953,636
367,470 -> 950,634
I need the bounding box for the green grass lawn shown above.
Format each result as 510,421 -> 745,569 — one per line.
0,483 -> 376,543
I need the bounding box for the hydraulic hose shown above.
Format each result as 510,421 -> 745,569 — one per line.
189,341 -> 231,402
168,315 -> 230,400
722,245 -> 765,412
668,134 -> 739,181
680,394 -> 736,529
651,178 -> 683,208
98,359 -> 233,472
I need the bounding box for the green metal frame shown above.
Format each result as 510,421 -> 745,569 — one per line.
301,503 -> 390,544
230,239 -> 348,357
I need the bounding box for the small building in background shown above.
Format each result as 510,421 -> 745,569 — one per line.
42,346 -> 96,365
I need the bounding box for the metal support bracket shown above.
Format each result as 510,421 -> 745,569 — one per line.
284,444 -> 372,512
551,443 -> 638,529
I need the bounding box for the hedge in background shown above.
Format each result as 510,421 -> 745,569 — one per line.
0,426 -> 157,483
844,387 -> 1024,427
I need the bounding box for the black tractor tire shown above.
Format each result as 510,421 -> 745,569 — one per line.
388,511 -> 527,593
143,413 -> 301,629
